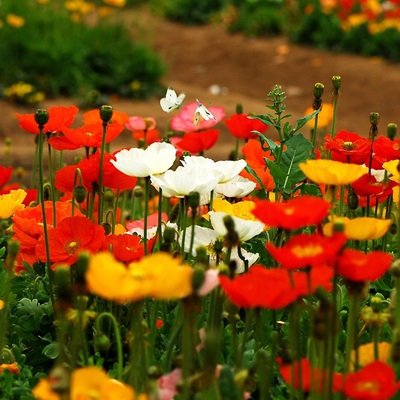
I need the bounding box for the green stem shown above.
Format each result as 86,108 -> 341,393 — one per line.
344,291 -> 361,374
144,176 -> 150,255
98,122 -> 108,224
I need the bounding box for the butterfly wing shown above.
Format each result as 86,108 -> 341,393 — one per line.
160,87 -> 185,112
195,99 -> 217,124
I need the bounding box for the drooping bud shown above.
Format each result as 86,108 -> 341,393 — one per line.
99,105 -> 113,124
387,123 -> 397,141
34,109 -> 49,127
347,190 -> 359,210
73,185 -> 87,204
94,333 -> 111,352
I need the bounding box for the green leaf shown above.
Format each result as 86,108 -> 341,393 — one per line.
42,342 -> 60,359
244,164 -> 266,192
270,133 -> 315,196
292,108 -> 320,134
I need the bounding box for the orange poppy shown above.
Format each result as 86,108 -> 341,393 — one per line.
174,129 -> 220,154
83,109 -> 129,126
36,216 -> 106,266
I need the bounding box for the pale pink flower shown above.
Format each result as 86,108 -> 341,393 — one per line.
125,116 -> 156,131
197,269 -> 219,296
170,101 -> 226,132
157,368 -> 182,400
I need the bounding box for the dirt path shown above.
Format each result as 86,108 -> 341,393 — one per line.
3,7 -> 400,169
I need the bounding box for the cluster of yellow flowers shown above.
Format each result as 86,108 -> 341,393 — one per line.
3,82 -> 45,105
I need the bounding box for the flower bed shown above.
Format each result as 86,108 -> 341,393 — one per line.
1,79 -> 400,399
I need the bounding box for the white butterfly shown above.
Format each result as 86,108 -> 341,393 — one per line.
194,99 -> 217,125
160,87 -> 186,113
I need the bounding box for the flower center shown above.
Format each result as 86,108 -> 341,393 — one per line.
342,141 -> 356,150
283,207 -> 295,216
66,241 -> 80,255
354,380 -> 380,395
291,244 -> 324,258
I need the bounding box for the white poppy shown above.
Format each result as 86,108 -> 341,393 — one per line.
111,142 -> 176,178
215,176 -> 256,198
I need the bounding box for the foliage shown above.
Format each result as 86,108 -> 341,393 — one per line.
0,0 -> 165,101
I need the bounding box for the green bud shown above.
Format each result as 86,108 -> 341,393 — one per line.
236,103 -> 243,114
99,105 -> 113,123
94,333 -> 111,352
192,265 -> 205,291
188,191 -> 200,210
369,112 -> 380,126
134,186 -> 143,198
7,240 -> 20,258
102,222 -> 112,235
223,215 -> 235,233
390,223 -> 397,235
214,238 -> 224,253
162,227 -> 176,244
54,267 -> 72,312
5,137 -> 12,146
34,109 -> 49,126
195,246 -> 208,264
347,192 -> 359,210
314,83 -> 324,99
76,251 -> 90,286
390,259 -> 400,278
104,189 -> 114,203
73,185 -> 87,204
332,76 -> 341,94
147,365 -> 162,379
182,151 -> 191,158
387,123 -> 397,140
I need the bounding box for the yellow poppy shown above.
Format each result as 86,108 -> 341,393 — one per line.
86,252 -> 193,302
0,300 -> 4,310
0,189 -> 27,219
299,159 -> 368,185
351,342 -> 391,370
323,216 -> 391,240
305,103 -> 333,129
6,14 -> 25,28
204,198 -> 257,221
383,160 -> 400,183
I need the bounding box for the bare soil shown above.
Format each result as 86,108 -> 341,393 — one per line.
3,7 -> 400,169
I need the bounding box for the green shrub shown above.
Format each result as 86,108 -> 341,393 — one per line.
151,0 -> 227,25
226,0 -> 286,37
0,0 -> 165,100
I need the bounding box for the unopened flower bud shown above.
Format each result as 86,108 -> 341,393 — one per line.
236,103 -> 243,114
192,265 -> 205,291
5,137 -> 12,146
104,189 -> 114,203
188,191 -> 200,210
347,192 -> 359,210
134,186 -> 143,198
390,223 -> 398,235
314,83 -> 324,99
332,76 -> 341,94
34,109 -> 49,126
195,246 -> 208,264
7,240 -> 20,258
73,185 -> 87,204
387,123 -> 397,141
214,238 -> 224,253
369,112 -> 380,126
94,333 -> 111,352
102,222 -> 112,235
99,105 -> 113,123
54,267 -> 72,312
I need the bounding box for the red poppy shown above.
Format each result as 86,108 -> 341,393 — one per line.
0,166 -> 12,187
107,233 -> 155,263
15,105 -> 79,134
352,174 -> 389,197
336,249 -> 393,282
174,129 -> 219,154
372,136 -> 400,169
266,233 -> 347,269
224,114 -> 269,139
12,201 -> 83,266
343,361 -> 400,400
36,216 -> 106,266
50,122 -> 125,150
219,264 -> 333,309
252,195 -> 330,230
132,129 -> 160,145
278,357 -> 343,394
324,130 -> 371,164
83,109 -> 129,126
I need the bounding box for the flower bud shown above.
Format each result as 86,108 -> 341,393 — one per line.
188,191 -> 200,210
104,189 -> 114,203
76,251 -> 90,289
195,246 -> 208,265
214,238 -> 224,254
134,186 -> 143,198
192,265 -> 205,291
102,222 -> 112,235
54,266 -> 72,312
369,112 -> 380,126
236,103 -> 243,114
332,76 -> 341,94
347,191 -> 359,210
387,123 -> 397,141
73,185 -> 87,204
94,333 -> 111,352
34,109 -> 49,126
390,223 -> 398,235
7,240 -> 20,258
314,83 -> 324,99
99,105 -> 113,123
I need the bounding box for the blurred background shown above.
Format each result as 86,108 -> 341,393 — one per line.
2,0 -> 400,165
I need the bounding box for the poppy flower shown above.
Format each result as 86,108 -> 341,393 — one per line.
170,101 -> 225,133
0,166 -> 12,188
215,176 -> 256,198
15,105 -> 79,135
50,121 -> 125,150
352,174 -> 393,197
36,216 -> 106,266
351,342 -> 391,369
0,184 -> 37,207
112,142 -> 176,178
305,103 -> 333,129
336,249 -> 393,282
174,129 -> 219,154
252,195 -> 330,230
0,362 -> 19,374
224,113 -> 269,139
323,217 -> 392,240
0,189 -> 27,219
343,361 -> 400,400
372,136 -> 400,168
132,129 -> 160,145
219,264 -> 333,309
324,130 -> 371,164
299,159 -> 368,185
383,159 -> 400,184
266,233 -> 347,269
278,357 -> 343,394
12,201 -> 83,266
86,252 -> 193,302
107,233 -> 155,263
208,197 -> 258,221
